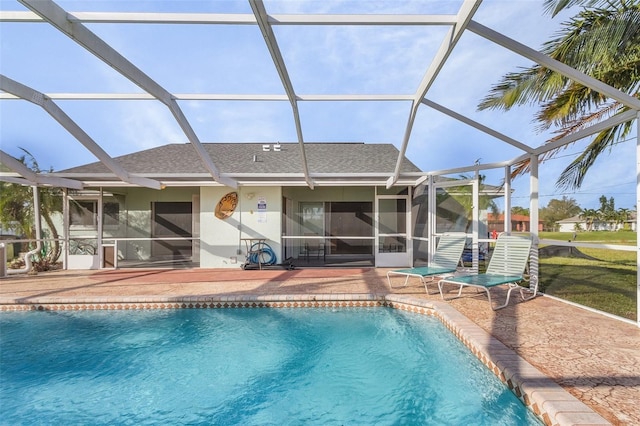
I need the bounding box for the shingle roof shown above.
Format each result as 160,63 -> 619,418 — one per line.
59,142 -> 421,175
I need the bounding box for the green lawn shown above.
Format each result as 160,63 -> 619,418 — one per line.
540,230 -> 636,244
537,231 -> 637,321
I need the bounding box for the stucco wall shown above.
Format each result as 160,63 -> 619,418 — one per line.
200,186 -> 282,268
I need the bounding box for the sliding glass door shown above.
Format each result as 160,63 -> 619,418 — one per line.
296,201 -> 374,265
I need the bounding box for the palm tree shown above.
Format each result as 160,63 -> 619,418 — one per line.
478,0 -> 640,190
579,208 -> 600,231
0,149 -> 63,269
617,207 -> 631,229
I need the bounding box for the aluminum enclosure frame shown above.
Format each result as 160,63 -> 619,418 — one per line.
1,0 -> 639,324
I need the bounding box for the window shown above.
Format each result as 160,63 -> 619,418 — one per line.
70,201 -> 96,228
69,200 -> 120,228
300,202 -> 324,236
103,202 -> 120,227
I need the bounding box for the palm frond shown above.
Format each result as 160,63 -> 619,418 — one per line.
546,102 -> 624,140
556,119 -> 634,189
534,83 -> 612,130
545,6 -> 640,80
543,0 -> 625,17
556,128 -> 616,189
507,103 -> 634,187
477,67 -> 568,111
480,1 -> 639,190
481,2 -> 639,117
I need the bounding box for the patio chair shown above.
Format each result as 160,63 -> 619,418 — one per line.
387,233 -> 466,294
438,233 -> 535,310
302,241 -> 325,262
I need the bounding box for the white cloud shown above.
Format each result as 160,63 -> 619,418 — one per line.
117,102 -> 185,149
181,100 -> 297,142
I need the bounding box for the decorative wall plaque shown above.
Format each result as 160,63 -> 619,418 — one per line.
214,191 -> 238,220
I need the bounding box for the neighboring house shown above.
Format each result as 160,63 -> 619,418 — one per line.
486,213 -> 543,234
556,213 -> 637,232
53,142 -> 428,269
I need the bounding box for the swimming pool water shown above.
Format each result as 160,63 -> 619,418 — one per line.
0,308 -> 541,425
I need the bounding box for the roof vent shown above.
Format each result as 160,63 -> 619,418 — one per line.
262,144 -> 270,152
273,143 -> 281,152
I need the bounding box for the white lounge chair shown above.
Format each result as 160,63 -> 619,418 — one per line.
438,233 -> 535,310
387,233 -> 466,294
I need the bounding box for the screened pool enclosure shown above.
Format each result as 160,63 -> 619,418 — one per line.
0,0 -> 638,324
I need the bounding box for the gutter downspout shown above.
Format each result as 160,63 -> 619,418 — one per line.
7,186 -> 42,275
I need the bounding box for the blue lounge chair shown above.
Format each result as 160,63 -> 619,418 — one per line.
438,234 -> 535,310
387,233 -> 466,294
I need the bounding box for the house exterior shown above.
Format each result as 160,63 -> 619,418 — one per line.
55,142 -> 431,269
556,213 -> 637,232
486,213 -> 543,234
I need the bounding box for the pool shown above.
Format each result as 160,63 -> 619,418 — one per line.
0,308 -> 541,425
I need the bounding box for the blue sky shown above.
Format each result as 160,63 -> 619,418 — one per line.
0,0 -> 637,211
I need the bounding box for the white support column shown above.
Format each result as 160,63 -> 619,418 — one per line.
472,172 -> 479,273
33,186 -> 42,254
504,165 -> 511,234
529,155 -> 540,291
408,185 -> 414,267
63,188 -> 69,270
636,112 -> 640,327
97,188 -> 103,269
427,175 -> 437,264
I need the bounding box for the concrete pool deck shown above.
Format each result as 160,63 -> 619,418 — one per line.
1,267 -> 638,425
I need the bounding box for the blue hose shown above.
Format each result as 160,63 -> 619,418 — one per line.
249,242 -> 277,265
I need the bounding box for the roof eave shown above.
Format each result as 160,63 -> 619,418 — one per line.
50,172 -> 421,188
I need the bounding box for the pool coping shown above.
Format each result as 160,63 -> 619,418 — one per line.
1,293 -> 610,426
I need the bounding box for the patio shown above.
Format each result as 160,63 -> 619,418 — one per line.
2,3 -> 639,424
1,267 -> 638,425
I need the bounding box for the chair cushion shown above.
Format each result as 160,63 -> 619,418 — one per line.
447,273 -> 523,287
392,266 -> 456,277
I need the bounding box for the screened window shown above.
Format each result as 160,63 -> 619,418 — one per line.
70,201 -> 119,228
